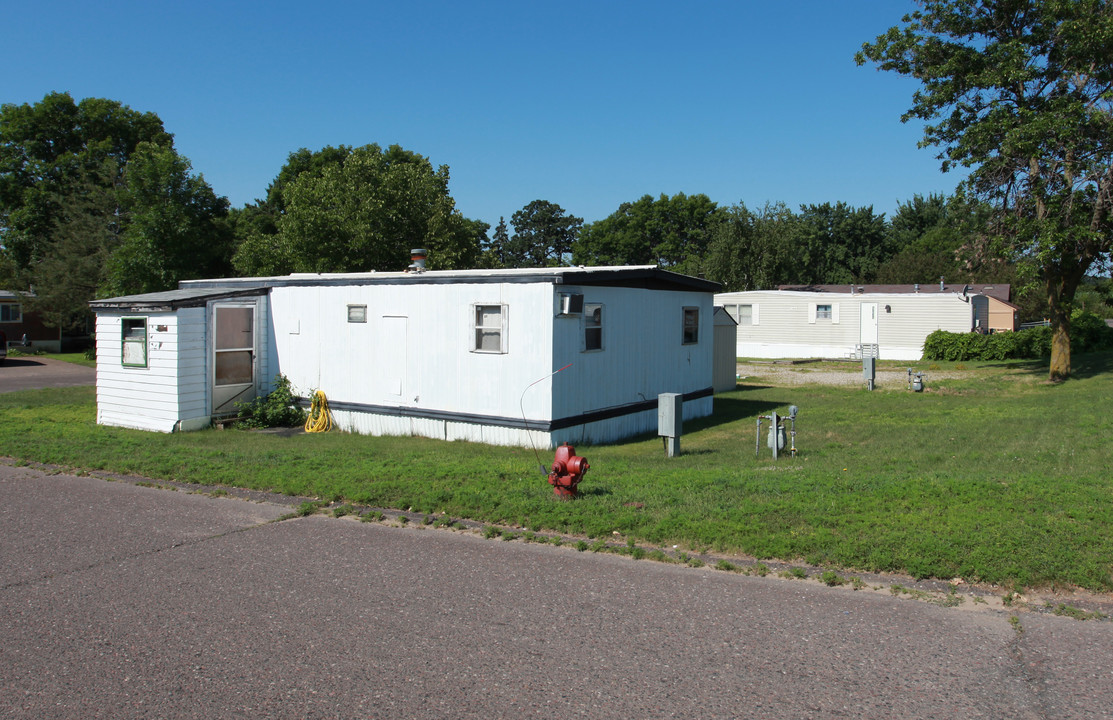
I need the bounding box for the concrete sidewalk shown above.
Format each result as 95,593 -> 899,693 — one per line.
2,464 -> 1111,719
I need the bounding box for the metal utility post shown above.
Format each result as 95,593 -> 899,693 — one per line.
863,357 -> 876,391
658,393 -> 682,457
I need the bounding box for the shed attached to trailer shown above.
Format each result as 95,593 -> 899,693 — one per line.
91,266 -> 720,447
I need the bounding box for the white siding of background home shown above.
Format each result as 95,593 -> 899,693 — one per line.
715,290 -> 975,361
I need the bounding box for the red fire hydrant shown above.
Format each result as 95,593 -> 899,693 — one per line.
548,443 -> 589,499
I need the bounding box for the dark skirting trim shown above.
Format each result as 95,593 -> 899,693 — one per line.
299,387 -> 714,433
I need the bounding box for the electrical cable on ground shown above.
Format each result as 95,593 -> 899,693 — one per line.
305,390 -> 333,433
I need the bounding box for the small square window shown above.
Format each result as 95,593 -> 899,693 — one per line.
816,304 -> 832,320
473,304 -> 506,353
347,304 -> 367,323
584,303 -> 603,351
682,307 -> 700,344
122,317 -> 148,367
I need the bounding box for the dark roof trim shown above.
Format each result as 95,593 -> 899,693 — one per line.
89,287 -> 266,311
182,267 -> 720,294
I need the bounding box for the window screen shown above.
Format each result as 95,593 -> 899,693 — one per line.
683,307 -> 699,344
474,305 -> 506,353
584,304 -> 602,351
122,317 -> 147,367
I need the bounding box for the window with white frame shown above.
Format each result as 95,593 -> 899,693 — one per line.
816,304 -> 833,320
682,307 -> 700,344
584,303 -> 603,351
723,303 -> 756,326
121,317 -> 148,367
473,304 -> 507,353
0,303 -> 20,323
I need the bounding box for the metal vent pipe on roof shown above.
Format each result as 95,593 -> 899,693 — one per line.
408,248 -> 427,272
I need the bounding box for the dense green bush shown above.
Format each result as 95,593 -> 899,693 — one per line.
236,374 -> 307,428
923,310 -> 1111,361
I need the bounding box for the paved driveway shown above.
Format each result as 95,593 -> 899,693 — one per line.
2,464 -> 1112,719
0,356 -> 94,393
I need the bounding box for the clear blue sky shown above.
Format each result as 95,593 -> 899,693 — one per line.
2,0 -> 962,230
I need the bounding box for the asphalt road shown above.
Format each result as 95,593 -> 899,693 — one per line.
2,464 -> 1112,719
0,356 -> 94,394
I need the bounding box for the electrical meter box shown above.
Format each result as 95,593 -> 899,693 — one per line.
658,393 -> 682,437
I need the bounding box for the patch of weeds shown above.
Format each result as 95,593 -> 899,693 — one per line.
686,556 -> 705,568
483,526 -> 502,540
282,500 -> 328,519
972,595 -> 987,605
397,515 -> 409,525
135,481 -> 156,488
630,547 -> 646,560
850,577 -> 867,591
501,531 -> 518,541
936,586 -> 964,607
522,531 -> 537,543
716,560 -> 740,572
1046,603 -> 1107,621
1002,591 -> 1020,607
208,488 -> 229,498
550,537 -> 563,547
890,584 -> 933,602
360,510 -> 384,523
575,540 -> 589,552
1009,615 -> 1024,636
235,374 -> 306,428
782,567 -> 807,580
751,563 -> 769,577
820,570 -> 846,587
646,549 -> 674,563
433,517 -> 458,529
422,514 -> 435,525
590,539 -> 608,553
332,504 -> 355,518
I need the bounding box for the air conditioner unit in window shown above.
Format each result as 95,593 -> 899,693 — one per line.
559,293 -> 584,316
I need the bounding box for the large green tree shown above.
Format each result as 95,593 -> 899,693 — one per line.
858,0 -> 1113,380
0,92 -> 230,328
572,193 -> 723,274
795,202 -> 892,285
0,92 -> 170,273
703,202 -> 800,291
232,144 -> 480,275
102,143 -> 232,296
495,200 -> 582,268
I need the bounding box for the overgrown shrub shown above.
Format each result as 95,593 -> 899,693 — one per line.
922,310 -> 1111,361
236,374 -> 306,428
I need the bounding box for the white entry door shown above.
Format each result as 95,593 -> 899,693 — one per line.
212,304 -> 257,415
860,303 -> 879,345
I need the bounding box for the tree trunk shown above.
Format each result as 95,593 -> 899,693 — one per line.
1046,286 -> 1071,382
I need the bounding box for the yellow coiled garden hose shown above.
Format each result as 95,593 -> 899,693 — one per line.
304,390 -> 333,433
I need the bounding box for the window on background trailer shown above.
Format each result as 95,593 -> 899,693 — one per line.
0,303 -> 21,323
682,307 -> 699,344
816,304 -> 833,320
122,317 -> 147,367
474,304 -> 506,353
584,303 -> 602,351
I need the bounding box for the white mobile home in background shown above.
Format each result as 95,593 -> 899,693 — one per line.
91,266 -> 719,447
715,289 -> 977,361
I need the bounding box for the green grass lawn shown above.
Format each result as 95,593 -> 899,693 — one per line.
2,353 -> 1111,591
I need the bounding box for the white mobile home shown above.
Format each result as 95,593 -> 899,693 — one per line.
715,289 -> 977,361
91,266 -> 719,447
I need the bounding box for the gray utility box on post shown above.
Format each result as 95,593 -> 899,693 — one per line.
863,357 -> 876,391
658,393 -> 682,457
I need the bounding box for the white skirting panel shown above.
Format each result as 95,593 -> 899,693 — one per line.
323,398 -> 713,450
